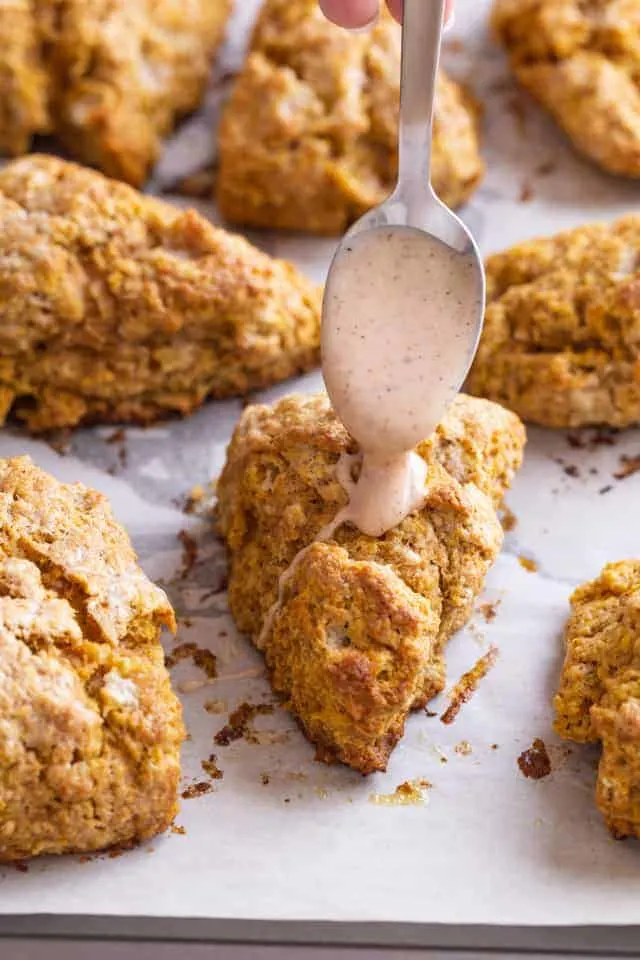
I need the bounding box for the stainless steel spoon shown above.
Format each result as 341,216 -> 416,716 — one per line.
322,0 -> 485,399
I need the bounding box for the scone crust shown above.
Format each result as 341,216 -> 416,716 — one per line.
217,392 -> 525,773
217,0 -> 484,234
555,560 -> 640,839
0,155 -> 321,432
492,0 -> 640,177
0,456 -> 184,861
0,0 -> 231,185
466,215 -> 640,428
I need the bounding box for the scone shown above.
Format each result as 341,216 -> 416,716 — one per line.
0,0 -> 231,185
0,156 -> 321,433
217,0 -> 484,235
466,215 -> 640,428
492,0 -> 640,178
0,456 -> 184,861
555,561 -> 640,839
217,393 -> 525,774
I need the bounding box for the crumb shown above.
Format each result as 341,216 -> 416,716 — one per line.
519,181 -> 534,203
214,702 -> 274,746
171,824 -> 186,835
440,646 -> 499,725
204,699 -> 227,715
614,454 -> 640,481
78,855 -> 92,864
424,708 -> 438,718
480,600 -> 500,623
518,556 -> 538,573
535,160 -> 556,176
45,429 -> 73,456
171,166 -> 216,199
260,773 -> 271,785
369,779 -> 432,806
284,797 -> 291,804
316,787 -> 329,799
499,504 -> 518,532
567,431 -> 586,449
106,428 -> 126,445
180,616 -> 194,628
201,754 -> 224,780
12,861 -> 29,873
590,467 -> 599,476
165,641 -> 217,679
491,744 -> 499,750
517,738 -> 552,780
454,740 -> 473,756
181,781 -> 214,800
564,464 -> 580,478
177,530 -> 199,580
599,485 -> 614,495
592,428 -> 618,447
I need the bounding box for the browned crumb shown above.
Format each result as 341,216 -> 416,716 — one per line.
491,744 -> 499,750
567,432 -> 586,450
180,616 -> 194,628
201,754 -> 224,780
369,779 -> 432,806
455,741 -> 473,757
165,642 -> 217,679
536,160 -> 556,176
260,773 -> 271,785
517,738 -> 552,780
12,861 -> 29,873
500,505 -> 518,532
78,855 -> 92,864
519,182 -> 534,203
181,781 -> 214,800
600,485 -> 614,495
171,824 -> 186,836
177,530 -> 199,580
172,167 -> 216,199
204,699 -> 227,715
480,600 -> 500,623
518,556 -> 538,573
441,647 -> 499,725
107,428 -> 127,445
614,454 -> 640,481
564,464 -> 580,478
214,702 -> 274,746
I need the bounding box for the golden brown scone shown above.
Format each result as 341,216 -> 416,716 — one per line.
217,0 -> 484,235
0,155 -> 321,433
0,456 -> 184,861
0,0 -> 231,185
493,0 -> 640,177
555,561 -> 640,839
217,393 -> 525,774
466,216 -> 640,429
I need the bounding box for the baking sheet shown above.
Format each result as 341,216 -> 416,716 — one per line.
1,0 -> 640,930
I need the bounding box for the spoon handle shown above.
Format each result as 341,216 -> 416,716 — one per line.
398,0 -> 446,191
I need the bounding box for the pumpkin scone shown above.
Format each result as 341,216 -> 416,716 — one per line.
216,392 -> 525,774
217,0 -> 484,235
0,155 -> 321,433
466,216 -> 640,428
555,561 -> 640,839
0,456 -> 184,861
0,0 -> 231,185
492,0 -> 640,178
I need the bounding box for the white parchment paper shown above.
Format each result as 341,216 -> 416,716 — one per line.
1,0 -> 640,929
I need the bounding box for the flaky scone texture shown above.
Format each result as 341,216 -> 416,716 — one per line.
217,0 -> 484,235
217,393 -> 525,774
493,0 -> 640,178
0,456 -> 184,861
466,215 -> 640,428
555,561 -> 640,839
0,156 -> 321,433
0,0 -> 230,185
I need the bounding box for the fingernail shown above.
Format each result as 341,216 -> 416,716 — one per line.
349,11 -> 380,32
443,11 -> 456,33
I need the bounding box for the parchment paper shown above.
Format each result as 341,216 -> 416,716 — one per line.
1,0 -> 640,929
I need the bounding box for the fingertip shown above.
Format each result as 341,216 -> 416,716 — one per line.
319,0 -> 380,29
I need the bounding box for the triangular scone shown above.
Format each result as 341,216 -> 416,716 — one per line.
466,216 -> 640,428
217,0 -> 484,235
492,0 -> 640,178
0,0 -> 231,185
217,393 -> 525,774
0,456 -> 184,861
555,561 -> 640,839
0,156 -> 321,432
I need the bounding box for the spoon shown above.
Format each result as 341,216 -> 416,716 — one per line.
322,0 -> 486,462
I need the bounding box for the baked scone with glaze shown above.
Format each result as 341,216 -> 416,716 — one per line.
0,156 -> 321,433
493,0 -> 640,178
217,0 -> 484,235
466,216 -> 640,428
555,561 -> 640,839
217,392 -> 525,774
0,0 -> 231,185
0,456 -> 184,861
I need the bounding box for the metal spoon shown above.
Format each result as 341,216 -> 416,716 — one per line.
322,0 -> 485,408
